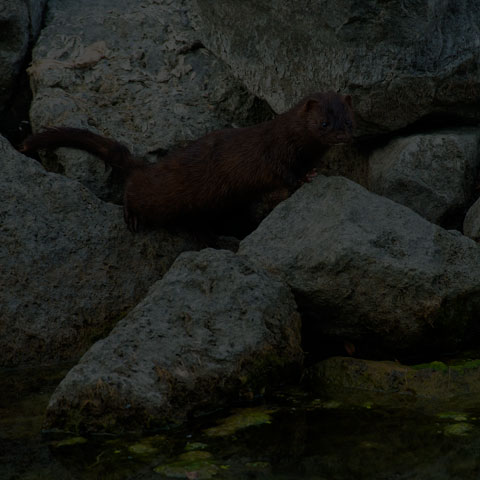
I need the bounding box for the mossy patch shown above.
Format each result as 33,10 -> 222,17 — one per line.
128,442 -> 159,457
204,407 -> 274,437
154,451 -> 224,479
411,361 -> 448,372
52,436 -> 88,447
309,356 -> 480,401
437,412 -> 469,422
245,461 -> 271,472
449,359 -> 480,371
185,442 -> 208,451
443,422 -> 474,436
309,399 -> 343,410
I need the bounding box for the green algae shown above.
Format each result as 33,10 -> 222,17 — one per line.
444,422 -> 474,436
204,406 -> 274,437
154,451 -> 223,479
184,442 -> 208,451
7,359 -> 480,479
437,412 -> 470,422
309,398 -> 343,409
437,411 -> 476,437
128,442 -> 159,457
53,436 -> 88,447
412,359 -> 480,373
245,461 -> 271,472
411,360 -> 449,371
449,359 -> 480,371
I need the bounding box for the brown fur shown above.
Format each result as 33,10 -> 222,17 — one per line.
20,91 -> 354,232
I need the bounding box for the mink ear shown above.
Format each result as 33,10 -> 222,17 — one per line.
344,95 -> 353,108
303,98 -> 319,112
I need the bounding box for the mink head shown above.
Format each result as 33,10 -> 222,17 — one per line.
301,91 -> 354,145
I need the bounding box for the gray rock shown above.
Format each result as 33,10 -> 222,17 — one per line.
239,175 -> 480,355
464,197 -> 480,242
194,0 -> 480,135
368,129 -> 480,228
0,135 -> 198,367
0,0 -> 47,110
27,0 -> 272,199
44,249 -> 302,432
306,356 -> 480,400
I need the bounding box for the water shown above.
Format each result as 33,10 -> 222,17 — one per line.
2,364 -> 480,479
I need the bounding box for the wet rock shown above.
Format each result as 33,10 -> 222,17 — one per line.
204,406 -> 274,437
0,135 -> 197,367
368,129 -> 480,228
154,451 -> 219,478
195,0 -> 480,135
27,0 -> 272,200
240,175 -> 480,356
307,356 -> 480,399
44,249 -> 302,432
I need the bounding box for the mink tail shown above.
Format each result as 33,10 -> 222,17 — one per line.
19,127 -> 141,172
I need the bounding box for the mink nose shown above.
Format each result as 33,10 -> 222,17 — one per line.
334,130 -> 354,144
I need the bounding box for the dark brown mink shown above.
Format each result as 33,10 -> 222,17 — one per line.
20,91 -> 354,232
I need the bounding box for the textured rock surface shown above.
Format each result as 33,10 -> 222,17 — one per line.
307,356 -> 480,399
464,197 -> 480,242
0,0 -> 47,110
195,0 -> 480,135
45,249 -> 302,432
0,135 -> 198,367
369,129 -> 480,228
27,0 -> 272,199
240,175 -> 480,356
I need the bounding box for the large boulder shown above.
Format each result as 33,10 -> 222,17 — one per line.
44,249 -> 302,432
240,175 -> 480,357
368,129 -> 480,228
194,0 -> 480,135
27,0 -> 273,199
0,135 -> 197,367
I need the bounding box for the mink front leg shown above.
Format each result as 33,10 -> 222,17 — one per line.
303,167 -> 318,183
123,206 -> 140,233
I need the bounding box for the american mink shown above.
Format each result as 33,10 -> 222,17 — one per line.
20,91 -> 354,232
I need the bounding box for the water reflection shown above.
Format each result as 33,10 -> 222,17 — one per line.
2,365 -> 480,479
